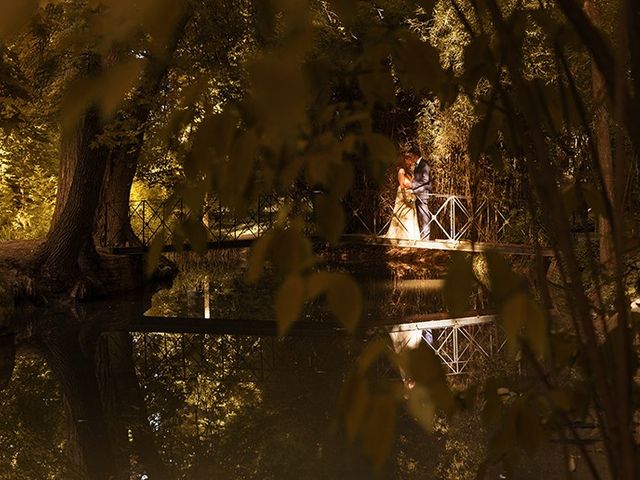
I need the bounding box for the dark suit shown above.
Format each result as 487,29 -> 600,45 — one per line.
411,157 -> 432,239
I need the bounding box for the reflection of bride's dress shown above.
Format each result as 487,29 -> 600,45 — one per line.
385,187 -> 420,240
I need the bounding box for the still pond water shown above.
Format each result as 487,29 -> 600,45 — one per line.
1,250 -> 586,479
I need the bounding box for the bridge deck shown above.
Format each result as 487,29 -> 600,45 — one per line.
118,312 -> 503,376
107,233 -> 553,257
340,234 -> 554,256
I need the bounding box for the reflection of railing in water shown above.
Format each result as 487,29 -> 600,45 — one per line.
128,314 -> 505,381
100,190 -> 530,248
382,315 -> 505,375
133,333 -> 346,383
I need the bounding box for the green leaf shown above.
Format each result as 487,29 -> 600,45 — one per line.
358,69 -> 395,105
270,228 -> 315,273
524,300 -> 548,359
344,377 -> 369,441
99,59 -> 144,118
60,59 -> 144,129
393,31 -> 445,93
356,337 -> 390,374
501,293 -> 547,359
315,194 -> 345,244
444,252 -> 475,316
560,183 -> 578,215
144,233 -> 165,278
362,394 -> 396,470
326,273 -> 362,333
514,398 -> 544,453
183,216 -> 209,254
548,388 -> 573,413
365,133 -> 397,182
306,271 -> 332,298
275,274 -> 305,336
485,251 -> 524,301
171,223 -> 186,253
246,232 -> 274,283
0,0 -> 37,39
406,385 -> 436,431
328,161 -> 354,199
406,343 -> 455,413
406,342 -> 445,386
500,294 -> 525,358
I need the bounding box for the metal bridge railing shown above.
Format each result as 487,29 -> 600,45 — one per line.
102,190 -> 528,248
348,190 -> 526,243
102,194 -> 298,247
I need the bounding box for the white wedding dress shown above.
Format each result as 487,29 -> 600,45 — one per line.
385,186 -> 421,240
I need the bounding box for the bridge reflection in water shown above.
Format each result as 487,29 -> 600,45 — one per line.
118,313 -> 504,382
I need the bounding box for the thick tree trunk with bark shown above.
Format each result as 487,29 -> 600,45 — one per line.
37,105 -> 109,286
95,147 -> 141,248
27,11 -> 191,298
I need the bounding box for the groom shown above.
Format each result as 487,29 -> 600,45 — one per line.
409,147 -> 433,240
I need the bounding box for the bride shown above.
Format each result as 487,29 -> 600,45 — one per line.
385,153 -> 421,240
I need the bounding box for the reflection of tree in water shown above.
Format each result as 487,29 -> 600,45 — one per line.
0,354 -> 68,479
136,331 -> 378,478
0,252 -> 509,479
0,296 -> 383,479
147,250 -> 451,325
12,299 -> 173,479
146,251 -> 278,320
1,311 -> 463,479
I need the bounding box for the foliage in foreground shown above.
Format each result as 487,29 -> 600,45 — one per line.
1,0 -> 639,478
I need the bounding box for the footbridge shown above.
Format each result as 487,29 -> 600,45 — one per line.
100,191 -> 551,256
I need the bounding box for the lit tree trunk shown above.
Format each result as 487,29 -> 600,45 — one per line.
94,10 -> 192,249
95,147 -> 141,248
584,0 -> 615,268
37,103 -> 108,287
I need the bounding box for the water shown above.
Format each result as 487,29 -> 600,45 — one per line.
0,249 -> 577,479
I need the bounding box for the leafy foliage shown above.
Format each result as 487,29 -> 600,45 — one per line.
1,0 -> 640,477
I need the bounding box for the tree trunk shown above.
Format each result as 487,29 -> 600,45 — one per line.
35,10 -> 191,295
94,9 -> 192,249
37,104 -> 108,286
95,147 -> 142,248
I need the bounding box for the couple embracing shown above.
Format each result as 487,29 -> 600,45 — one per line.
385,144 -> 432,241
